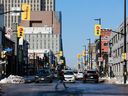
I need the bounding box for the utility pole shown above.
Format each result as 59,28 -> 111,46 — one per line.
123,0 -> 127,84
84,45 -> 86,65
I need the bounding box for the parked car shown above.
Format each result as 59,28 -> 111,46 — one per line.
64,70 -> 75,83
73,70 -> 78,79
83,70 -> 99,83
76,71 -> 84,80
35,69 -> 53,83
24,75 -> 35,83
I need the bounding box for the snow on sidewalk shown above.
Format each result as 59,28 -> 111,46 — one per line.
0,75 -> 25,84
103,77 -> 128,84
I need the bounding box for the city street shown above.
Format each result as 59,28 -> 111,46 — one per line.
0,0 -> 128,96
1,80 -> 128,96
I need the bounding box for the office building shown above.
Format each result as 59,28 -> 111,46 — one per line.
19,11 -> 61,69
108,18 -> 128,82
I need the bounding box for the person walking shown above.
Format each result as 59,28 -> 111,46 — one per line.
55,65 -> 68,89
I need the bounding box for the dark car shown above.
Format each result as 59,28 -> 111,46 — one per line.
35,69 -> 53,83
83,70 -> 99,83
24,75 -> 36,83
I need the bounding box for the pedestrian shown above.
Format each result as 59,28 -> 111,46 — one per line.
55,65 -> 68,89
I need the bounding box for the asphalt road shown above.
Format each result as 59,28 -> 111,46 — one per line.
1,80 -> 128,96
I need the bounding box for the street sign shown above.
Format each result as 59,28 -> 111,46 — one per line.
21,4 -> 31,20
4,48 -> 12,52
94,24 -> 101,36
17,26 -> 24,38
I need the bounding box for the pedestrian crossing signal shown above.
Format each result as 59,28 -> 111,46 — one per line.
94,24 -> 101,36
122,53 -> 126,60
17,26 -> 24,38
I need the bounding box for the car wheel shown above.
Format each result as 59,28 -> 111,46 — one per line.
95,80 -> 99,83
49,80 -> 53,83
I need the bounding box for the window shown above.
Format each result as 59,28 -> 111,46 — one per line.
120,29 -> 123,38
104,43 -> 108,46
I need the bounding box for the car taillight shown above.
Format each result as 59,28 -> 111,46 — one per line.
83,75 -> 87,79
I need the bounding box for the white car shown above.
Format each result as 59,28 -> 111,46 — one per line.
76,71 -> 84,80
64,70 -> 75,82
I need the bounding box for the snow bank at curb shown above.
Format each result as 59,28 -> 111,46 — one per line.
0,75 -> 25,84
103,77 -> 128,84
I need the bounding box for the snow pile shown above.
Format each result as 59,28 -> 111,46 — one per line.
104,77 -> 128,84
0,75 -> 25,84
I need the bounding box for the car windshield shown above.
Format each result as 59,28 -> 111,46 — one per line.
64,71 -> 73,75
87,71 -> 96,74
36,70 -> 50,76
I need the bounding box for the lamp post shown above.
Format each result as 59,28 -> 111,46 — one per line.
123,0 -> 127,84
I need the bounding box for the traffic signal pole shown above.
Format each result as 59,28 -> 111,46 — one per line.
123,0 -> 127,84
94,18 -> 102,76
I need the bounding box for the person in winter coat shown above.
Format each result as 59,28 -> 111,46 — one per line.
55,65 -> 68,89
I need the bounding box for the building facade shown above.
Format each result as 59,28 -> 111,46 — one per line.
101,29 -> 111,76
108,18 -> 128,82
0,0 -> 55,28
95,29 -> 111,76
19,11 -> 61,70
20,11 -> 61,54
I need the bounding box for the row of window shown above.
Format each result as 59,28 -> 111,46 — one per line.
25,34 -> 58,39
112,43 -> 128,58
26,34 -> 59,51
28,41 -> 59,52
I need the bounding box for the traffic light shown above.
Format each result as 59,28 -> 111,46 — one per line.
59,51 -> 63,57
22,4 -> 31,20
77,54 -> 81,59
17,26 -> 24,38
1,51 -> 6,59
94,24 -> 101,36
82,50 -> 86,56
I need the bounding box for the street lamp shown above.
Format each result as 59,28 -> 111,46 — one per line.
0,10 -> 24,15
